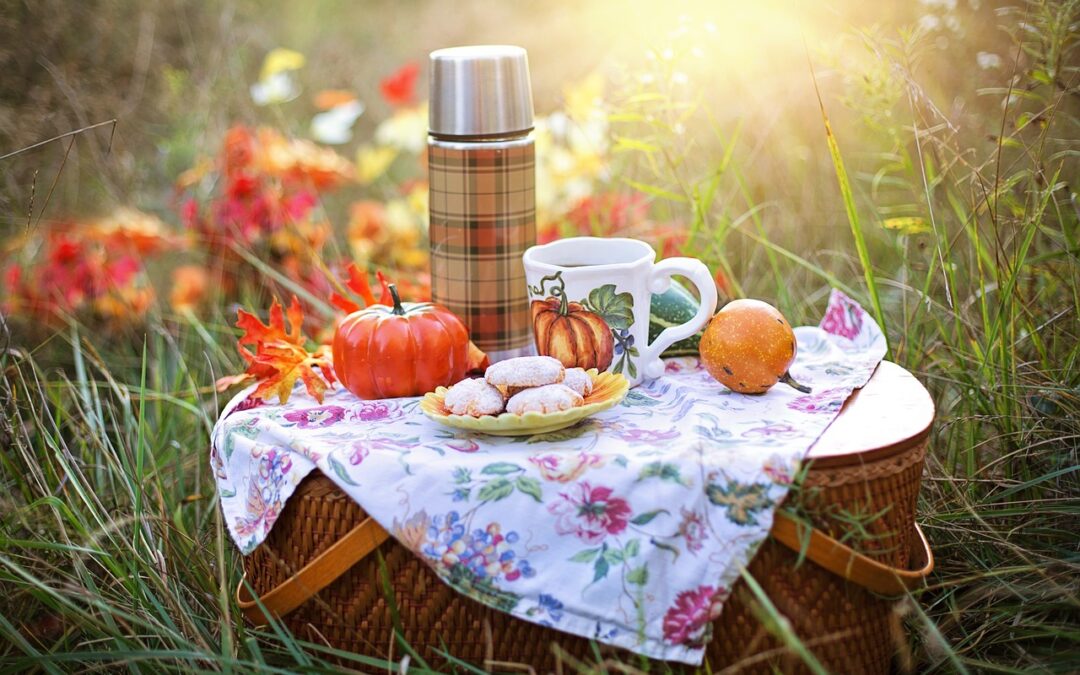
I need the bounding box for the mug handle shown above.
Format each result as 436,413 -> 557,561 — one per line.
640,258 -> 718,379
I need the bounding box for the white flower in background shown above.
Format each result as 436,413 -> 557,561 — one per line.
976,51 -> 1002,70
385,199 -> 416,234
530,72 -> 611,226
534,117 -> 607,222
250,48 -> 305,106
918,14 -> 942,32
311,99 -> 365,144
374,104 -> 428,154
251,72 -> 300,106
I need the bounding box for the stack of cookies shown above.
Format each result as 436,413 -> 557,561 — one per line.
443,356 -> 593,417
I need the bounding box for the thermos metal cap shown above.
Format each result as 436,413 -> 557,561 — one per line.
429,45 -> 534,138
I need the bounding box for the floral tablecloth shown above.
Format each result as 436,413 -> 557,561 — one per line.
212,290 -> 886,664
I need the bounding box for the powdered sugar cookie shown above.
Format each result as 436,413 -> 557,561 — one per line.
443,378 -> 506,417
506,383 -> 583,415
561,368 -> 593,397
485,356 -> 565,388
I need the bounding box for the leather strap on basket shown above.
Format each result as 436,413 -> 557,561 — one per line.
770,511 -> 934,596
236,516 -> 390,626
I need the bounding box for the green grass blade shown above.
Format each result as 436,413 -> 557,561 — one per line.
809,60 -> 888,343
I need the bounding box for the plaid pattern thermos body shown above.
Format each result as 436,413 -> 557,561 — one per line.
428,138 -> 536,356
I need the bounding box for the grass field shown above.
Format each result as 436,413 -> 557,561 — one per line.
1,0 -> 1078,672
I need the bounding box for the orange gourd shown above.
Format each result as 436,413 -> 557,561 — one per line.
700,298 -> 811,395
333,284 -> 487,399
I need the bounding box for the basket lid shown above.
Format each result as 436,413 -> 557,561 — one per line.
807,361 -> 934,469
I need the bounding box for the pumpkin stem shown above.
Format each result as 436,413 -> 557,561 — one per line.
388,284 -> 406,316
779,372 -> 812,394
530,271 -> 569,315
552,271 -> 568,315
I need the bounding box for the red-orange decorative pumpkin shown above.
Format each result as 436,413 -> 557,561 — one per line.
334,284 -> 487,399
531,295 -> 614,371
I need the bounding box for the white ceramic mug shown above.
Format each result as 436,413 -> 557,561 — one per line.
522,237 -> 717,386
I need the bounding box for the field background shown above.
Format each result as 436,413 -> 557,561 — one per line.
1,0 -> 1078,672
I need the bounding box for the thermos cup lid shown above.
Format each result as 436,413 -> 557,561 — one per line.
429,45 -> 534,138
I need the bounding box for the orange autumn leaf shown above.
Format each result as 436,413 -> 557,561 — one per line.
170,265 -> 208,313
375,270 -> 394,305
216,295 -> 336,404
329,262 -> 379,314
329,264 -> 403,314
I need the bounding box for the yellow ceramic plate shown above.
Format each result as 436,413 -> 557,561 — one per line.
420,370 -> 629,436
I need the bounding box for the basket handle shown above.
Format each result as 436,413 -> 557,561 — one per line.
236,511 -> 932,623
237,515 -> 390,626
769,510 -> 934,596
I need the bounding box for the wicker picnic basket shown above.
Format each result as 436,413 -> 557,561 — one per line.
238,364 -> 935,673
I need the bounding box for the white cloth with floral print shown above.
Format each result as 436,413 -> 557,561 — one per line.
212,290 -> 885,664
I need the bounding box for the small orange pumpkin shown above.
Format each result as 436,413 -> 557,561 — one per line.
531,292 -> 614,371
333,284 -> 487,399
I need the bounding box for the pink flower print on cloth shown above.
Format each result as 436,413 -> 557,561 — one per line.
820,291 -> 863,340
677,507 -> 708,554
549,482 -> 631,545
282,405 -> 346,428
787,388 -> 846,415
662,585 -> 726,648
351,400 -> 403,422
349,441 -> 369,466
530,451 -> 603,483
813,288 -> 887,358
226,394 -> 265,418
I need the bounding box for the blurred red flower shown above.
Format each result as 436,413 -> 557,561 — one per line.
3,226 -> 156,325
177,125 -> 348,261
639,223 -> 687,259
564,192 -> 649,236
380,62 -> 420,107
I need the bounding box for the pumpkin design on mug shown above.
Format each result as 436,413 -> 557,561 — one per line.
529,271 -> 631,373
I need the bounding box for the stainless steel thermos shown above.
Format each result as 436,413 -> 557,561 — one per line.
428,45 -> 536,361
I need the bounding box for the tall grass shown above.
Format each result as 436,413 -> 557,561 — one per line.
610,0 -> 1079,670
2,1 -> 1079,673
